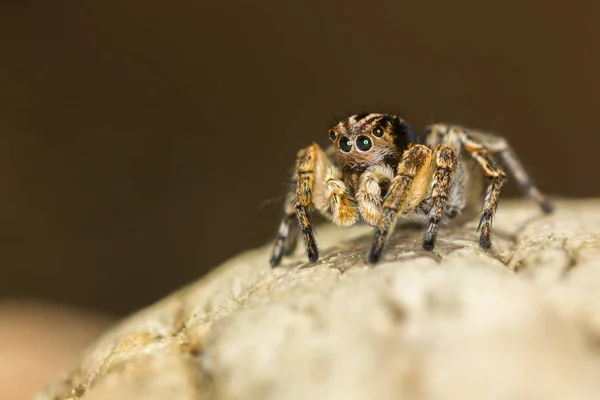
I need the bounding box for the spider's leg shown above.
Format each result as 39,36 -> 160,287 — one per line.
270,143 -> 329,266
282,220 -> 299,256
422,146 -> 457,250
270,215 -> 297,264
368,144 -> 433,264
296,143 -> 335,264
269,192 -> 298,267
356,164 -> 394,226
448,126 -> 506,249
477,167 -> 506,250
423,127 -> 467,219
478,134 -> 553,213
445,162 -> 467,219
270,192 -> 298,266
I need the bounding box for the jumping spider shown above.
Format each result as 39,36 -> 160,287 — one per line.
270,113 -> 553,266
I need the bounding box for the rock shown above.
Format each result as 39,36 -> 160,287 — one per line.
34,200 -> 600,400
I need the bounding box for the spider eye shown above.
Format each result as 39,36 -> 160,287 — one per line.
329,130 -> 336,140
339,136 -> 352,153
373,126 -> 384,137
356,135 -> 372,151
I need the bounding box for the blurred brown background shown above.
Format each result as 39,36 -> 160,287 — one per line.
0,1 -> 598,317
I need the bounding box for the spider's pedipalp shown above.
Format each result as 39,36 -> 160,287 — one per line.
356,164 -> 394,226
324,166 -> 358,227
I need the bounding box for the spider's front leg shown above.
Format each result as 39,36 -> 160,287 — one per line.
367,144 -> 434,264
271,144 -> 323,266
270,143 -> 356,267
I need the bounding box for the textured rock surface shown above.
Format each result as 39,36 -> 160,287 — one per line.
35,200 -> 600,400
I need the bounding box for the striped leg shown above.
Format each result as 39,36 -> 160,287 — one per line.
422,146 -> 457,250
368,144 -> 433,264
424,125 -> 469,220
294,144 -> 323,263
270,192 -> 297,266
443,157 -> 469,219
457,131 -> 507,249
427,124 -> 531,249
270,143 -> 328,266
482,136 -> 553,214
477,170 -> 505,249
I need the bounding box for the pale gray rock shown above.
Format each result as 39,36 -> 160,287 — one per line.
35,200 -> 600,400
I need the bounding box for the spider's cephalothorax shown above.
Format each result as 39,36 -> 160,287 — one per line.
269,113 -> 553,266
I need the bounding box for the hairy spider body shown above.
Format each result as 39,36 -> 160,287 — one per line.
270,113 -> 552,266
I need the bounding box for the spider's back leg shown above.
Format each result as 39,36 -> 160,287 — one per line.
270,191 -> 298,266
471,132 -> 553,213
426,124 -> 508,249
424,127 -> 477,220
422,146 -> 458,250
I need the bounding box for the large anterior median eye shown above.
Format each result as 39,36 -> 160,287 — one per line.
339,136 -> 352,153
356,135 -> 372,151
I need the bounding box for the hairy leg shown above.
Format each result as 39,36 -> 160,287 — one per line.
368,144 -> 433,264
426,124 -> 508,249
445,162 -> 467,218
422,146 -> 457,250
458,131 -> 508,248
270,143 -> 329,266
270,192 -> 297,266
476,133 -> 553,213
424,126 -> 467,219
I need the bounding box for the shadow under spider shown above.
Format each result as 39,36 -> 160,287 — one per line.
289,210 -> 543,271
491,212 -> 553,244
333,217 -> 522,267
312,222 -> 469,270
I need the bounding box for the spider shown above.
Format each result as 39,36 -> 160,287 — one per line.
269,113 -> 553,266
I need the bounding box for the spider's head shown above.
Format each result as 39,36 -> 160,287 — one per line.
328,113 -> 419,170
